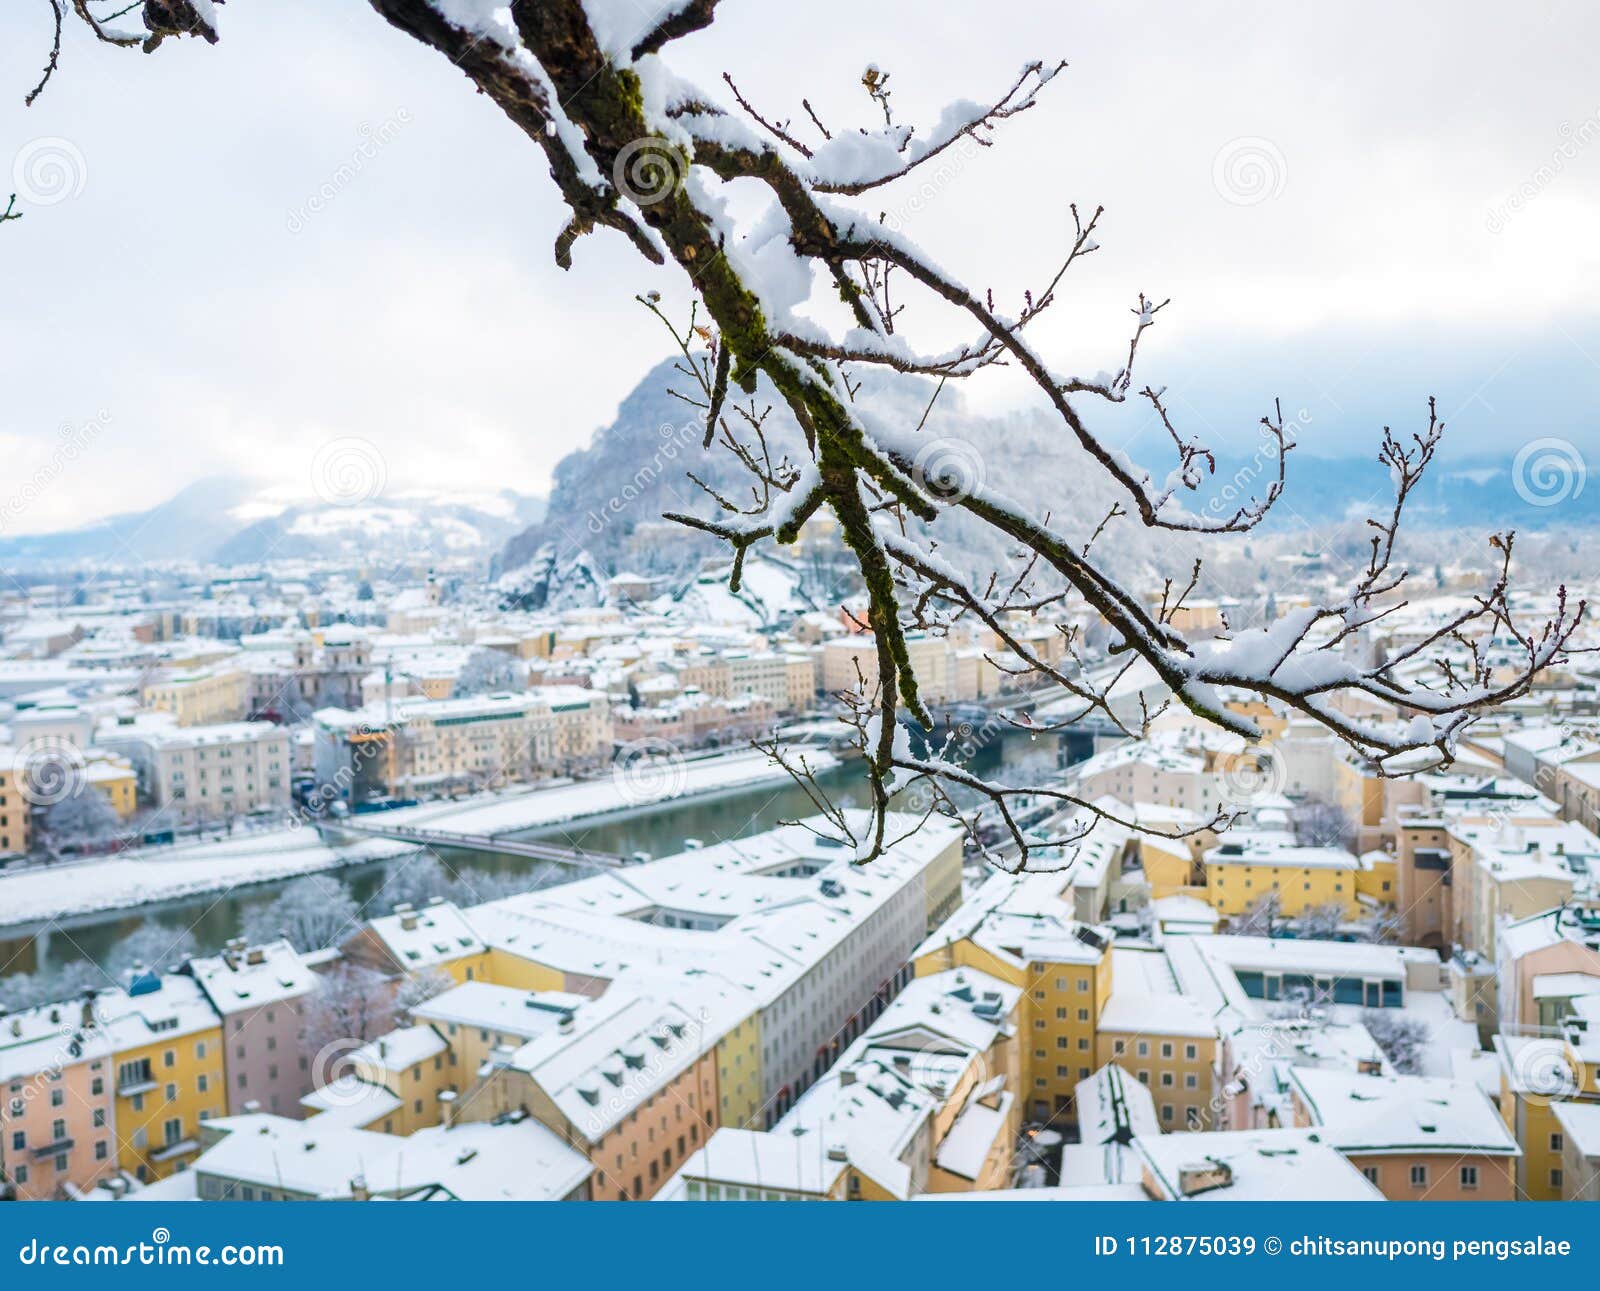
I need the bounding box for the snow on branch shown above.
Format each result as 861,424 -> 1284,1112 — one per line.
39,0 -> 1588,866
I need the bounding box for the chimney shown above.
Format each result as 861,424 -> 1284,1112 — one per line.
350,1173 -> 370,1202
840,1069 -> 857,1087
1357,1057 -> 1383,1075
439,1088 -> 458,1128
826,1143 -> 848,1163
558,1012 -> 576,1035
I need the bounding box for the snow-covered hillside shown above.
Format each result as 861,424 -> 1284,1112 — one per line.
0,476 -> 545,569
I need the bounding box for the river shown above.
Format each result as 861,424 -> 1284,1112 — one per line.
0,728 -> 1074,980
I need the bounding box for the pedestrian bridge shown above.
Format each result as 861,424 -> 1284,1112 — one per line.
317,818 -> 628,869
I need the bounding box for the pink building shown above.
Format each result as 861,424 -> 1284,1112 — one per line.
0,996 -> 118,1200
188,940 -> 319,1117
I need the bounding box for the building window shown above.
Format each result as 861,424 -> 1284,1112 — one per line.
1362,1166 -> 1379,1184
1410,1165 -> 1427,1189
1551,1133 -> 1564,1152
1185,1044 -> 1197,1061
1552,1169 -> 1564,1189
1160,1043 -> 1173,1059
1460,1166 -> 1478,1191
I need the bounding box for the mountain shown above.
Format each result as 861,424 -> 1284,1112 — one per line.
499,357 -> 1598,597
0,476 -> 545,570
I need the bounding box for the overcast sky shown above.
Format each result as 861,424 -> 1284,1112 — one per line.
2,0 -> 1598,533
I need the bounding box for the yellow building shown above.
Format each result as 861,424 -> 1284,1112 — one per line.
672,969 -> 1025,1200
100,974 -> 225,1182
0,757 -> 32,856
83,758 -> 139,819
343,901 -> 495,986
1355,850 -> 1398,906
1139,834 -> 1207,902
349,1024 -> 456,1136
140,665 -> 250,727
1096,988 -> 1220,1131
914,885 -> 1113,1126
1491,1034 -> 1581,1200
1204,840 -> 1360,921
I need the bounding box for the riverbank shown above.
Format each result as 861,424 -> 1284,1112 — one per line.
0,746 -> 836,933
367,747 -> 839,839
0,832 -> 416,931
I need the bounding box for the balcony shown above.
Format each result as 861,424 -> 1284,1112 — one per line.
117,1077 -> 158,1097
29,1138 -> 73,1159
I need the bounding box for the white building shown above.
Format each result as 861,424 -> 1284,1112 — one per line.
97,715 -> 291,825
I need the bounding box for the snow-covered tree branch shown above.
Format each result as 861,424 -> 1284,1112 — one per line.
37,0 -> 1587,866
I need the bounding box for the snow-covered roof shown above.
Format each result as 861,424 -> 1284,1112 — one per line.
1098,991 -> 1217,1039
1289,1067 -> 1519,1156
0,997 -> 112,1084
407,982 -> 589,1040
189,940 -> 317,1015
192,1112 -> 591,1200
1554,1101 -> 1600,1158
94,974 -> 220,1050
1076,1063 -> 1160,1146
498,989 -> 710,1144
365,901 -> 485,970
352,1024 -> 448,1075
1135,1127 -> 1383,1201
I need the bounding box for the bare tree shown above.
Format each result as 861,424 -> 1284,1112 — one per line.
1294,902 -> 1347,942
27,1 -> 1586,867
38,789 -> 123,851
1233,891 -> 1282,939
241,875 -> 361,953
394,967 -> 453,1015
300,961 -> 396,1056
1292,798 -> 1357,852
0,960 -> 101,1012
453,648 -> 523,697
102,924 -> 197,980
